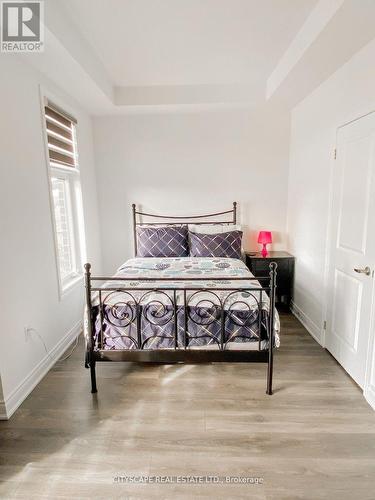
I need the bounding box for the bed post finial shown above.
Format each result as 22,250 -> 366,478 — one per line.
84,262 -> 91,273
233,201 -> 237,224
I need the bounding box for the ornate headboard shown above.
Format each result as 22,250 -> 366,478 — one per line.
132,202 -> 237,256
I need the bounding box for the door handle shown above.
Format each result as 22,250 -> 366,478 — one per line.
354,266 -> 371,276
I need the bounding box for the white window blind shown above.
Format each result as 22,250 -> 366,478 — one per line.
45,104 -> 78,168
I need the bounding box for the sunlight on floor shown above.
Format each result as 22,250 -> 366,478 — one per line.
161,365 -> 195,386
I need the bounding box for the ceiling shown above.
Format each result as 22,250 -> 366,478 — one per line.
63,0 -> 317,87
21,0 -> 375,113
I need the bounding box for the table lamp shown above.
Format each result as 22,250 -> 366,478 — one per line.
258,231 -> 272,257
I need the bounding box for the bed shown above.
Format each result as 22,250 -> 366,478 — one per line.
84,202 -> 279,394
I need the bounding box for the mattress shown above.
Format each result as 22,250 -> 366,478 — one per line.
89,257 -> 280,351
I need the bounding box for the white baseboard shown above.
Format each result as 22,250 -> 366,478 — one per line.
290,301 -> 323,346
0,399 -> 6,420
0,321 -> 82,420
364,385 -> 375,411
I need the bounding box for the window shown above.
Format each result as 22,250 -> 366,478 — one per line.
51,177 -> 76,281
43,99 -> 85,295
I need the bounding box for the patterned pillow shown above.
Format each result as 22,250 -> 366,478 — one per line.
189,230 -> 243,259
137,225 -> 189,257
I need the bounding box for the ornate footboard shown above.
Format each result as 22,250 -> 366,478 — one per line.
84,262 -> 277,395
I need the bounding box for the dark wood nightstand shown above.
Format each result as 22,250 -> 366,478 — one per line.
245,251 -> 295,310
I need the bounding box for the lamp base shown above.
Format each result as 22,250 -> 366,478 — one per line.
261,244 -> 268,257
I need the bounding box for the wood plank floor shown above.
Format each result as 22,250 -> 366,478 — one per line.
1,313 -> 375,499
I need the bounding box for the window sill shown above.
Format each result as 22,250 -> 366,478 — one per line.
59,273 -> 83,300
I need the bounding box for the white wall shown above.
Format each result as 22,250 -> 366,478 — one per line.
287,38 -> 375,344
0,54 -> 102,418
93,105 -> 291,273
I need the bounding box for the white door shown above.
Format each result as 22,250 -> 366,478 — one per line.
326,112 -> 375,388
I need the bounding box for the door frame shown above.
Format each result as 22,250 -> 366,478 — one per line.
323,109 -> 375,408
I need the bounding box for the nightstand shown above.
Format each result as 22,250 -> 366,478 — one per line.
245,251 -> 295,310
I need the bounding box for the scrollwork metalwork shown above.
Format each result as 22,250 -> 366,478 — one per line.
186,289 -> 222,326
223,290 -> 260,327
139,290 -> 174,326
102,291 -> 138,328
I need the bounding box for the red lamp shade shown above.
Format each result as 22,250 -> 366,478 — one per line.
258,231 -> 272,245
258,231 -> 272,257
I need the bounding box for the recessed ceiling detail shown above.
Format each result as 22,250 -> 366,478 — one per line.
19,0 -> 375,113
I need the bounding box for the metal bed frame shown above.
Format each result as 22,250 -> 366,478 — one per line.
84,202 -> 277,395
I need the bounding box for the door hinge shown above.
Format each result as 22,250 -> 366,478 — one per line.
333,148 -> 337,160
323,320 -> 327,330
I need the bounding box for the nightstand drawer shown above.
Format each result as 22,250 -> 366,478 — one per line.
245,252 -> 295,310
251,260 -> 290,291
251,258 -> 289,277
